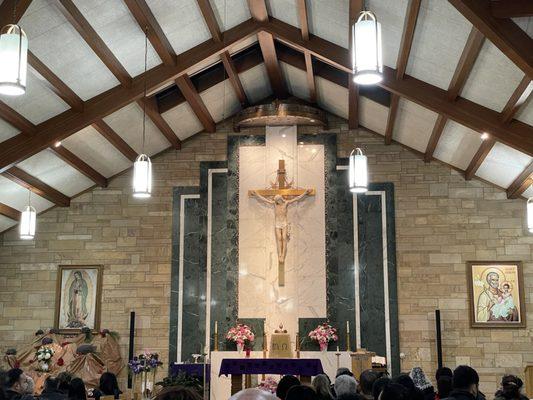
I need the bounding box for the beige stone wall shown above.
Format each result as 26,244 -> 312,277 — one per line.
0,116 -> 531,393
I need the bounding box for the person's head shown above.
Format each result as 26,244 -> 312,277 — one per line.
372,377 -> 391,400
393,375 -> 415,393
276,376 -> 301,400
437,376 -> 453,399
486,272 -> 499,289
99,372 -> 120,395
435,367 -> 453,382
409,367 -> 433,391
229,388 -> 278,400
360,370 -> 379,395
286,385 -> 318,400
379,383 -> 407,400
312,374 -> 332,398
335,375 -> 358,397
44,377 -> 59,393
57,372 -> 73,393
498,375 -> 524,400
6,369 -> 34,394
68,378 -> 87,400
336,368 -> 354,378
155,386 -> 203,400
452,366 -> 479,396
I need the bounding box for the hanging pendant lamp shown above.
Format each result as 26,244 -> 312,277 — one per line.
351,10 -> 383,85
348,148 -> 368,193
0,22 -> 28,95
20,190 -> 36,240
527,197 -> 533,233
133,28 -> 152,198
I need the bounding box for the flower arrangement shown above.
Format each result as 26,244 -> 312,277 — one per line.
257,377 -> 278,394
128,352 -> 164,400
35,345 -> 55,371
308,322 -> 338,351
226,324 -> 254,352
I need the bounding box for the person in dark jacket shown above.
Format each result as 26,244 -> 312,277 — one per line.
435,368 -> 453,382
360,370 -> 379,400
372,377 -> 391,400
286,385 -> 318,400
436,376 -> 453,400
67,378 -> 87,400
494,375 -> 528,400
92,373 -> 121,400
410,367 -> 435,400
394,374 -> 424,400
276,376 -> 300,400
39,378 -> 66,400
445,366 -> 480,400
5,369 -> 34,400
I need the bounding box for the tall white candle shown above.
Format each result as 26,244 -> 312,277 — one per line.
347,321 -> 350,333
215,321 -> 218,334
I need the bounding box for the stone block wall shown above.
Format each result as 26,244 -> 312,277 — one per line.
0,115 -> 531,393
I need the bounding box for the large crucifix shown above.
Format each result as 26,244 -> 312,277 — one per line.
249,160 -> 315,286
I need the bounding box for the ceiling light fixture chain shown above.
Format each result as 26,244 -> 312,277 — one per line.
142,26 -> 148,155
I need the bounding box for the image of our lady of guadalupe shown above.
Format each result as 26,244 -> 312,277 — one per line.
67,270 -> 89,328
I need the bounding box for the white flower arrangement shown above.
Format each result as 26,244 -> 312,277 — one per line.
35,346 -> 54,372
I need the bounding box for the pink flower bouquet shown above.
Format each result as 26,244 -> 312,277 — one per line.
226,323 -> 254,352
258,377 -> 278,394
308,322 -> 338,351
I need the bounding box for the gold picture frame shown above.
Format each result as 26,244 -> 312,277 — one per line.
467,261 -> 526,328
54,265 -> 103,332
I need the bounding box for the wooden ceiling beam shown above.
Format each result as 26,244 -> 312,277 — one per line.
28,51 -> 84,112
51,146 -> 107,187
138,97 -> 182,149
2,167 -> 70,207
298,0 -> 310,41
0,18 -> 259,172
0,101 -> 36,135
384,95 -> 399,145
305,52 -> 317,103
0,202 -> 21,221
448,0 -> 533,78
175,75 -> 216,132
425,27 -> 485,161
123,0 -> 177,66
507,161 -> 533,199
56,0 -> 132,86
348,0 -> 363,129
262,18 -> 533,156
0,0 -> 32,27
196,0 -> 223,42
220,51 -> 250,106
491,0 -> 533,18
464,138 -> 495,180
92,120 -> 138,162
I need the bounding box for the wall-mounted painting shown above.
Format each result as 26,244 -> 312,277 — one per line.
467,261 -> 526,328
54,265 -> 103,331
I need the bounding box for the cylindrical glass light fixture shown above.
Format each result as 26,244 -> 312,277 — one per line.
527,197 -> 533,233
0,24 -> 28,96
133,153 -> 152,198
349,148 -> 368,193
20,205 -> 36,240
351,10 -> 382,85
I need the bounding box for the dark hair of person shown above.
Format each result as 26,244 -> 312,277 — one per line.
44,377 -> 58,391
276,375 -> 301,400
336,368 -> 355,378
360,370 -> 379,395
154,386 -> 202,400
372,376 -> 391,400
312,374 -> 333,400
68,378 -> 87,400
337,394 -> 364,400
286,385 -> 318,400
57,372 -> 73,393
379,383 -> 408,400
453,366 -> 479,390
497,375 -> 523,400
6,369 -> 24,388
99,372 -> 121,397
437,376 -> 453,399
436,367 -> 453,382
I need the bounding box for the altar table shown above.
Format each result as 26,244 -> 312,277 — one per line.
219,358 -> 324,395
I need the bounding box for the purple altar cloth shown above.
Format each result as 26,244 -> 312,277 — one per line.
219,358 -> 324,376
171,363 -> 211,382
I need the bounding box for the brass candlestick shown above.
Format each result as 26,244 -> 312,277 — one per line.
296,332 -> 300,359
346,331 -> 351,352
214,332 -> 219,351
335,351 -> 341,370
262,331 -> 267,381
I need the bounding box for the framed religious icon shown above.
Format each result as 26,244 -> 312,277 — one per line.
467,261 -> 526,328
54,265 -> 103,331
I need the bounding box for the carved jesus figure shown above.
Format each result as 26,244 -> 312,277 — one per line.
250,189 -> 311,264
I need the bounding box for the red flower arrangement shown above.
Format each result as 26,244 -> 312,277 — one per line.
57,358 -> 64,367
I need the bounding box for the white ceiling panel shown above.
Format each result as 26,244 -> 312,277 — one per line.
0,175 -> 54,213
61,126 -> 132,178
162,102 -> 204,141
308,0 -> 349,49
523,186 -> 533,199
368,0 -> 409,69
516,94 -> 533,126
281,62 -> 311,102
17,150 -> 94,197
0,215 -> 17,234
359,97 -> 388,135
267,0 -> 300,28
19,0 -> 120,100
0,118 -> 20,143
200,80 -> 241,123
1,72 -> 69,125
475,143 -> 532,189
211,0 -> 252,31
461,42 -> 524,112
240,64 -> 273,104
103,103 -> 171,156
147,0 -> 212,56
513,17 -> 533,39
72,0 -> 162,77
393,99 -> 438,152
406,0 -> 472,90
433,120 -> 483,170
316,76 -> 348,119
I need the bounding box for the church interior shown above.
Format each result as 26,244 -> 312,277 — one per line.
0,1 -> 532,400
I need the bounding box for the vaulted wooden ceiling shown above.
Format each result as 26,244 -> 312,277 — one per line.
0,0 -> 532,234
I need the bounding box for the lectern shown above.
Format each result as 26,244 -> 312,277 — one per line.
350,348 -> 375,379
525,365 -> 533,398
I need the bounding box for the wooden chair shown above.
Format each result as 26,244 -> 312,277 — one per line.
100,395 -> 115,400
